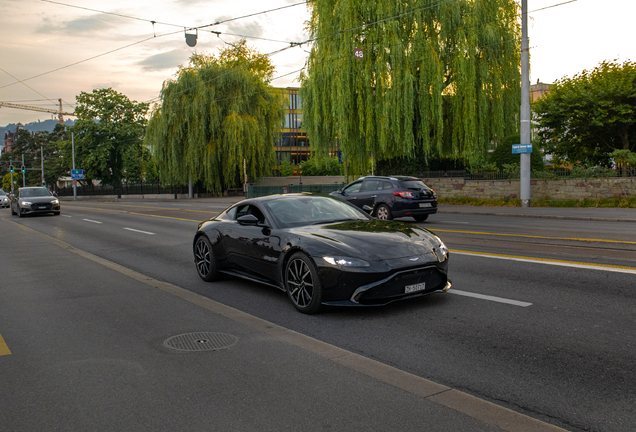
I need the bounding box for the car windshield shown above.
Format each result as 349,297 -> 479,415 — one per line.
399,180 -> 431,191
265,195 -> 370,228
20,188 -> 52,198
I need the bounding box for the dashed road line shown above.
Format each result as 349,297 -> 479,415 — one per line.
82,219 -> 102,224
124,227 -> 156,235
449,289 -> 533,307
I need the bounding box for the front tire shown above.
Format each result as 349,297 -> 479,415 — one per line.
17,208 -> 23,218
11,206 -> 16,216
285,252 -> 322,314
375,204 -> 393,220
194,236 -> 223,282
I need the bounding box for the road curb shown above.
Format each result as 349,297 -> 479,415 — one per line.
437,209 -> 636,223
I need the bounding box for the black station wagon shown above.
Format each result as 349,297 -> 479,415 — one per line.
330,176 -> 437,221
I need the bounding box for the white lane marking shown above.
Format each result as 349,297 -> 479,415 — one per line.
440,221 -> 469,224
449,289 -> 533,307
209,205 -> 230,208
62,215 -> 72,218
171,203 -> 192,206
124,227 -> 156,235
452,251 -> 636,275
83,219 -> 102,224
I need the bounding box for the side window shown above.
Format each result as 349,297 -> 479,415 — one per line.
236,204 -> 265,223
217,205 -> 237,221
344,181 -> 362,194
360,180 -> 380,192
381,181 -> 394,190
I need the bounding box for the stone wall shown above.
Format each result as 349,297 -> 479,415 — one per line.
422,177 -> 636,200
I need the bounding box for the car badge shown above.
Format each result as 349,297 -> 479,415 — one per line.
409,257 -> 419,261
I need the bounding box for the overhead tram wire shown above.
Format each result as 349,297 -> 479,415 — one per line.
4,2 -> 311,92
159,0 -> 577,113
0,66 -> 60,108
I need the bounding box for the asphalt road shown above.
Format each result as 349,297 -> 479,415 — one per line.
1,200 -> 635,431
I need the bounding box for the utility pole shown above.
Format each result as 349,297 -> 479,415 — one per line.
41,146 -> 45,187
10,159 -> 14,192
520,0 -> 531,207
22,154 -> 26,187
72,132 -> 77,200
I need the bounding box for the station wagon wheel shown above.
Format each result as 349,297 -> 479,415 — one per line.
376,204 -> 393,220
285,252 -> 322,314
194,236 -> 223,282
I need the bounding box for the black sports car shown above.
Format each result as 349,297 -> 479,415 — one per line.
11,187 -> 61,217
193,193 -> 450,314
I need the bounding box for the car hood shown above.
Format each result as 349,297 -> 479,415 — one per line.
290,219 -> 442,261
20,196 -> 57,203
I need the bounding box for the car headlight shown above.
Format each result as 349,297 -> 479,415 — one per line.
20,201 -> 32,206
323,256 -> 370,267
52,199 -> 59,204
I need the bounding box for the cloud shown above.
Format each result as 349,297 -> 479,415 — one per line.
137,50 -> 189,71
37,14 -> 119,34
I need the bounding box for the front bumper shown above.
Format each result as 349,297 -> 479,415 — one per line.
318,259 -> 450,306
20,203 -> 60,215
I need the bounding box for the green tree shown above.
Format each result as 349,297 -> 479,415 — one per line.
70,88 -> 149,185
300,0 -> 521,176
2,173 -> 20,191
145,41 -> 284,194
534,60 -> 636,166
300,156 -> 343,176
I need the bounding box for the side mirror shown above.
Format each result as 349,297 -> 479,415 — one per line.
237,214 -> 259,225
362,205 -> 373,214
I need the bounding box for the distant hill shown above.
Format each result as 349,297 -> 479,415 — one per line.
1,119 -> 76,138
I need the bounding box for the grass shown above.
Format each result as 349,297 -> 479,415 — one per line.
438,196 -> 636,208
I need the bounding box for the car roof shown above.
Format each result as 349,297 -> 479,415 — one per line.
356,175 -> 420,181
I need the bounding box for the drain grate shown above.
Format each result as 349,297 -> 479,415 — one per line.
163,332 -> 239,352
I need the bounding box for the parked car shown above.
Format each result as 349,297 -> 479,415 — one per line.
10,187 -> 61,217
193,193 -> 450,314
0,190 -> 9,208
330,176 -> 437,221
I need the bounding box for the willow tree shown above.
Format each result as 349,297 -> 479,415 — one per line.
300,0 -> 521,175
145,41 -> 285,194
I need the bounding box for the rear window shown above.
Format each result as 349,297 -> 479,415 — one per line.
399,180 -> 431,192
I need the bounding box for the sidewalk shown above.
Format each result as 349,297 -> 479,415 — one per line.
0,216 -> 566,432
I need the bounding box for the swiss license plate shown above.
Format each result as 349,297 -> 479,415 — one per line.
419,203 -> 432,208
38,206 -> 46,209
405,282 -> 426,294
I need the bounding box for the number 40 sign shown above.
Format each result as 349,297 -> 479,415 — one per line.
354,48 -> 364,59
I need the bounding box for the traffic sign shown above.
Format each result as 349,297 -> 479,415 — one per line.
71,169 -> 84,179
512,144 -> 533,154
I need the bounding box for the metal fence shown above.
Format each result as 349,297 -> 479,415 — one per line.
247,183 -> 346,198
414,167 -> 636,180
56,181 -> 197,197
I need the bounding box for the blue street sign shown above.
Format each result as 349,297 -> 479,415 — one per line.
71,169 -> 84,180
512,144 -> 533,154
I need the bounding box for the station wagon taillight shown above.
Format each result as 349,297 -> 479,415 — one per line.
393,191 -> 414,198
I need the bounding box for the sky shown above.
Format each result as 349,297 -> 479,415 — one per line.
1,0 -> 634,126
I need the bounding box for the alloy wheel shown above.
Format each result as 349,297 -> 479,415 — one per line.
195,238 -> 211,278
286,258 -> 314,308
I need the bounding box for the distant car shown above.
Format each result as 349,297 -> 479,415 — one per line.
193,193 -> 450,314
0,190 -> 9,208
330,176 -> 437,221
10,187 -> 60,217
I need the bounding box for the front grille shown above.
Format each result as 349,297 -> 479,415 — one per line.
30,203 -> 52,210
358,266 -> 446,304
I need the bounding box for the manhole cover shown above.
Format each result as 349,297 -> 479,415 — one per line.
163,332 -> 239,352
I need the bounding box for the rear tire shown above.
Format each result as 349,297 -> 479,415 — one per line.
375,204 -> 393,220
413,214 -> 428,222
194,236 -> 223,282
285,252 -> 322,314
